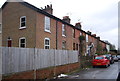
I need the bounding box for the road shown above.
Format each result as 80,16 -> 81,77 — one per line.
67,61 -> 119,80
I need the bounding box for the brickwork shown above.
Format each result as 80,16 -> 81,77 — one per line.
3,62 -> 79,79
36,13 -> 56,49
2,1 -> 109,51
2,2 -> 36,48
57,22 -> 73,50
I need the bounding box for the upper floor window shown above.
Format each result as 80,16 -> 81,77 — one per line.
0,23 -> 1,33
45,16 -> 50,32
20,16 -> 26,29
62,24 -> 66,37
80,32 -> 82,36
19,37 -> 26,48
62,41 -> 66,50
44,38 -> 50,49
72,28 -> 75,38
86,34 -> 88,42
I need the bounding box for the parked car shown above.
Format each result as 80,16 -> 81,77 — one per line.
113,55 -> 119,62
117,55 -> 120,60
92,55 -> 110,68
104,54 -> 114,64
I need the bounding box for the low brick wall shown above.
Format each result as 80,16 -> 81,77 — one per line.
3,62 -> 79,79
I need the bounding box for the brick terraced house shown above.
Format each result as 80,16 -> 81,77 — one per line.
1,0 -> 110,55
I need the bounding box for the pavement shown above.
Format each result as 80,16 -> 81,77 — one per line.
49,61 -> 119,81
67,61 -> 119,79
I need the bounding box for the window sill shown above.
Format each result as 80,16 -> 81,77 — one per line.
19,27 -> 26,30
62,35 -> 66,37
73,37 -> 75,39
45,30 -> 51,33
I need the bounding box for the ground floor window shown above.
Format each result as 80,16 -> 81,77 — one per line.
73,43 -> 75,50
76,44 -> 78,50
62,41 -> 66,50
44,38 -> 50,49
19,37 -> 26,48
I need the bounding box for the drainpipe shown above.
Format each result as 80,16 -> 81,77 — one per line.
56,20 -> 58,49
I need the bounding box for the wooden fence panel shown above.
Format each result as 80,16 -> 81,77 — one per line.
2,47 -> 78,74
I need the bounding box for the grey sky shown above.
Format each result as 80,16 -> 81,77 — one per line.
0,0 -> 119,49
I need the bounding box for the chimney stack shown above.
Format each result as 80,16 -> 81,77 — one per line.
97,36 -> 100,40
87,31 -> 91,35
62,16 -> 71,24
75,22 -> 82,29
42,4 -> 53,14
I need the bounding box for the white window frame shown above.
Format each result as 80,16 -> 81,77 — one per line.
72,28 -> 75,38
19,37 -> 26,48
80,32 -> 82,36
86,34 -> 88,42
62,24 -> 66,37
44,16 -> 51,32
19,16 -> 26,29
44,38 -> 50,49
0,23 -> 2,33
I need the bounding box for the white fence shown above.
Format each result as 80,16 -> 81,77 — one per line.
1,47 -> 78,74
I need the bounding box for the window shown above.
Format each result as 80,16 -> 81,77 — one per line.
80,32 -> 82,36
0,23 -> 1,33
62,24 -> 66,36
44,38 -> 50,49
79,44 -> 80,50
86,34 -> 88,42
45,16 -> 50,32
73,43 -> 75,50
62,41 -> 66,50
72,28 -> 75,38
95,57 -> 104,59
19,37 -> 26,48
76,44 -> 78,50
20,16 -> 26,29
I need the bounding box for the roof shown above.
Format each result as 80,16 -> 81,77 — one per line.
1,1 -> 108,45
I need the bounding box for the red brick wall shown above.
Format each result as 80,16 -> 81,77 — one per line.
57,21 -> 73,50
3,62 -> 79,79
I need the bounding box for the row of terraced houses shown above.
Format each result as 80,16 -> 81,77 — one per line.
0,0 -> 110,56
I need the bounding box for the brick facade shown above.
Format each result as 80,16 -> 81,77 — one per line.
2,1 -> 109,53
3,62 -> 79,79
2,2 -> 36,48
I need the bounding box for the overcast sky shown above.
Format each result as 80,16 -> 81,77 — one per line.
0,0 -> 119,49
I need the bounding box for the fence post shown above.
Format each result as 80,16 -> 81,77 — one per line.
68,50 -> 70,73
53,49 -> 56,77
34,47 -> 36,80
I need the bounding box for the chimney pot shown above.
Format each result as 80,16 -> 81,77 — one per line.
47,5 -> 49,8
97,36 -> 100,40
87,31 -> 91,35
92,34 -> 96,37
43,4 -> 53,14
